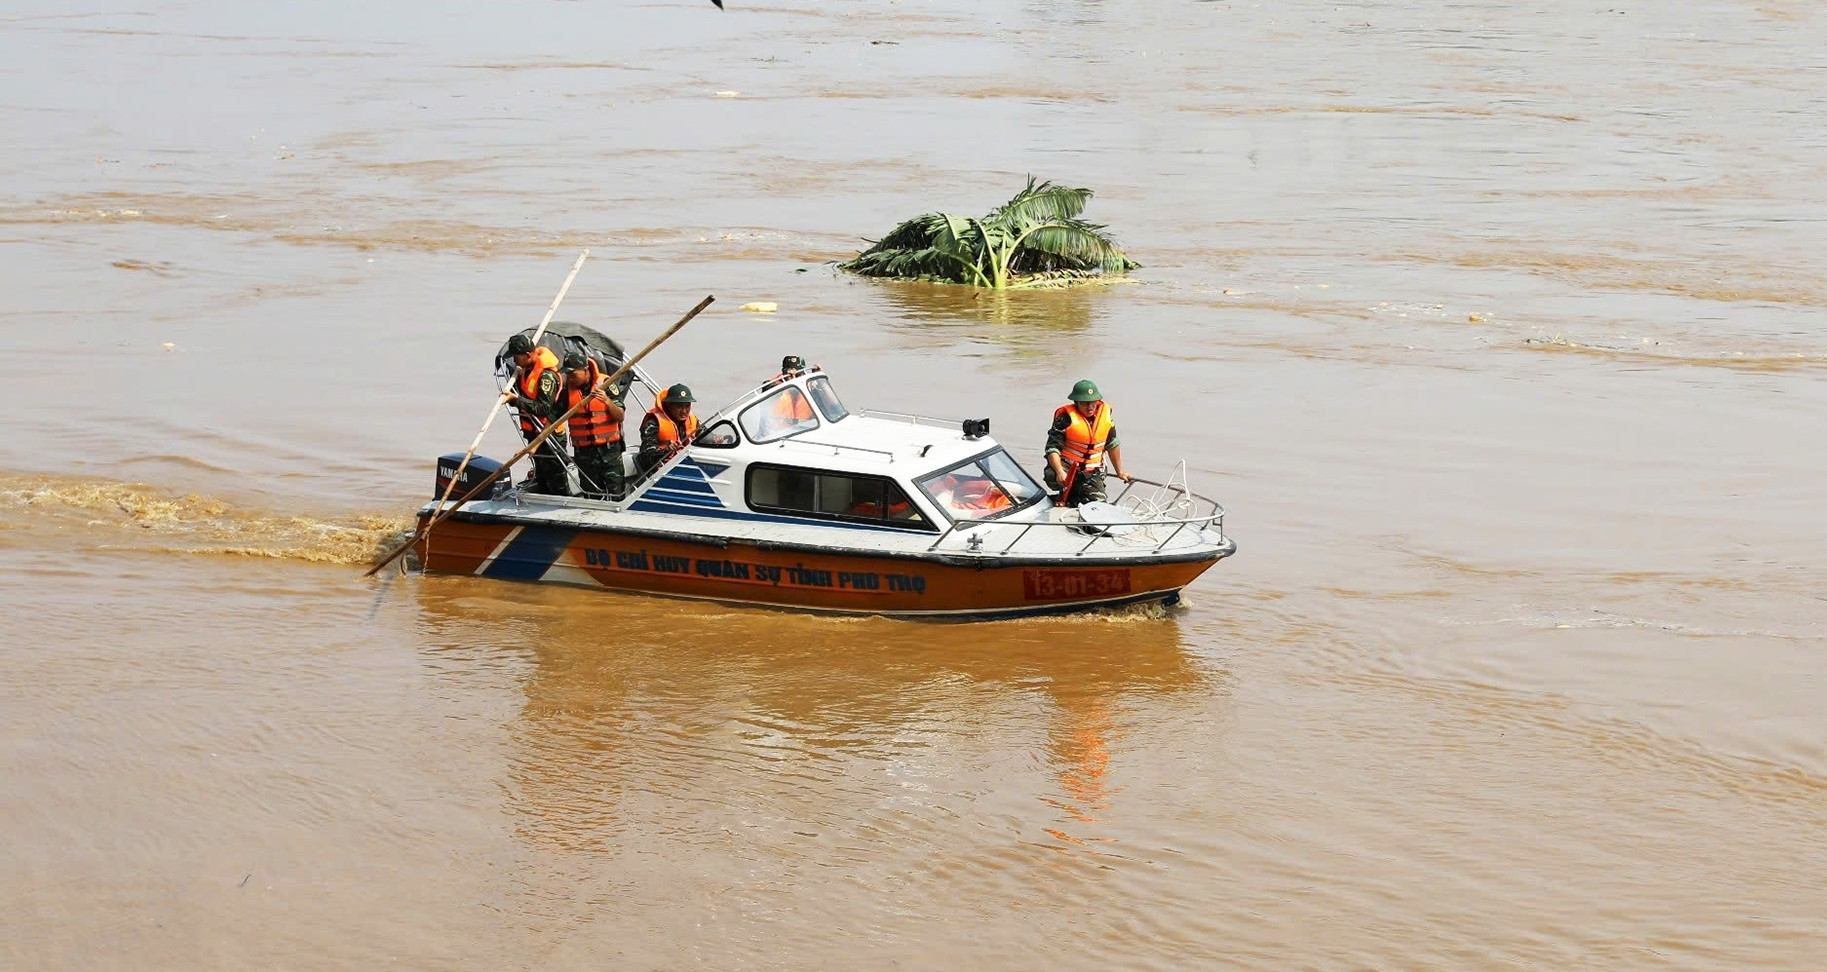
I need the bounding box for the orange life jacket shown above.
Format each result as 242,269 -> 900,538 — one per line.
955,480 -> 1011,511
564,361 -> 621,447
646,387 -> 699,454
772,385 -> 815,424
849,497 -> 914,520
938,475 -> 1010,512
514,345 -> 561,436
1056,402 -> 1115,471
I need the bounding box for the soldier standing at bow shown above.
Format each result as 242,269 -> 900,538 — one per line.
1044,379 -> 1133,508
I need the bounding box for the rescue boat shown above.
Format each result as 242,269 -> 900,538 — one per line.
416,366 -> 1236,620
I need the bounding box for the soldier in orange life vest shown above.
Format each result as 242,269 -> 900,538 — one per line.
502,333 -> 573,495
774,354 -> 808,383
560,351 -> 627,500
1044,379 -> 1132,508
763,354 -> 817,432
638,383 -> 699,473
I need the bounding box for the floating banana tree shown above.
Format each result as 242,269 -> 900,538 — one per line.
839,177 -> 1139,290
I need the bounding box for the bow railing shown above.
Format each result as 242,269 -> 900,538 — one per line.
926,462 -> 1226,556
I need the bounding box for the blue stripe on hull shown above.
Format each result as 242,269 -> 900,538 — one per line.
644,486 -> 724,506
481,526 -> 579,580
652,475 -> 718,496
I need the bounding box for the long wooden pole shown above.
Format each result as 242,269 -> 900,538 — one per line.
366,294 -> 714,578
428,249 -> 591,528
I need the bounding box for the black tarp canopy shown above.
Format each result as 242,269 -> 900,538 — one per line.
493,322 -> 629,389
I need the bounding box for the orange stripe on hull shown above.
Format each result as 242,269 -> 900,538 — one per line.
416,515 -> 1221,618
416,519 -> 519,576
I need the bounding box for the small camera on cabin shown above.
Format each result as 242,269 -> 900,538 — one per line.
961,418 -> 990,440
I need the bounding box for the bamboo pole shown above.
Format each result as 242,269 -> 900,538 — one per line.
366,294 -> 714,578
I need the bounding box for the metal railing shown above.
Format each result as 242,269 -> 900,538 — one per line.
856,409 -> 968,430
925,463 -> 1226,557
777,438 -> 899,463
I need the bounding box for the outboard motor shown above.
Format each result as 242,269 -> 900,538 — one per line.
435,454 -> 511,502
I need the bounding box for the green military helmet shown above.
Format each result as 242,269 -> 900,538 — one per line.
666,383 -> 695,404
561,351 -> 590,371
506,333 -> 536,355
1068,379 -> 1102,403
781,354 -> 806,374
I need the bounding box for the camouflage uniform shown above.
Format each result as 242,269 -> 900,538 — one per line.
573,441 -> 624,500
511,368 -> 572,495
572,377 -> 629,500
638,384 -> 699,475
636,413 -> 670,474
1044,411 -> 1120,507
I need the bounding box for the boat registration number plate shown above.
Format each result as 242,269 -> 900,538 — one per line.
1022,568 -> 1132,601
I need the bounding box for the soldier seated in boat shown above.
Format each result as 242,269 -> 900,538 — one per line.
773,354 -> 808,383
1044,379 -> 1133,508
638,383 -> 699,473
758,365 -> 818,437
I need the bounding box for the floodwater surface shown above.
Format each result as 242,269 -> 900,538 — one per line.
3,1 -> 1825,969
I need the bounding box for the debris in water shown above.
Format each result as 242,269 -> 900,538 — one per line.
1468,314 -> 1485,322
740,301 -> 779,313
838,177 -> 1137,290
162,342 -> 176,351
112,259 -> 176,276
715,90 -> 740,98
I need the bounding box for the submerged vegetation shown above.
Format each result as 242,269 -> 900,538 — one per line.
838,177 -> 1139,290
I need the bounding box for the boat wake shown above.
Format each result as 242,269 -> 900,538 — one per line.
0,473 -> 411,566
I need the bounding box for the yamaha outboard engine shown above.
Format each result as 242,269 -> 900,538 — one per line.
435,454 -> 511,501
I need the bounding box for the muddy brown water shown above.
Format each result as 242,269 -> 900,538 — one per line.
4,1 -> 1826,969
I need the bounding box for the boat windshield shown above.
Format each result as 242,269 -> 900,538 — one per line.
807,376 -> 848,422
739,385 -> 820,443
915,449 -> 1045,522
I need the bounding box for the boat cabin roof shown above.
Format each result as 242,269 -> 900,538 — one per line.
693,368 -> 1006,481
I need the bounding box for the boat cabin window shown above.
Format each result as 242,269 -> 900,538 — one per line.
915,449 -> 1044,522
695,420 -> 739,448
807,376 -> 848,423
747,464 -> 932,530
739,385 -> 820,443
